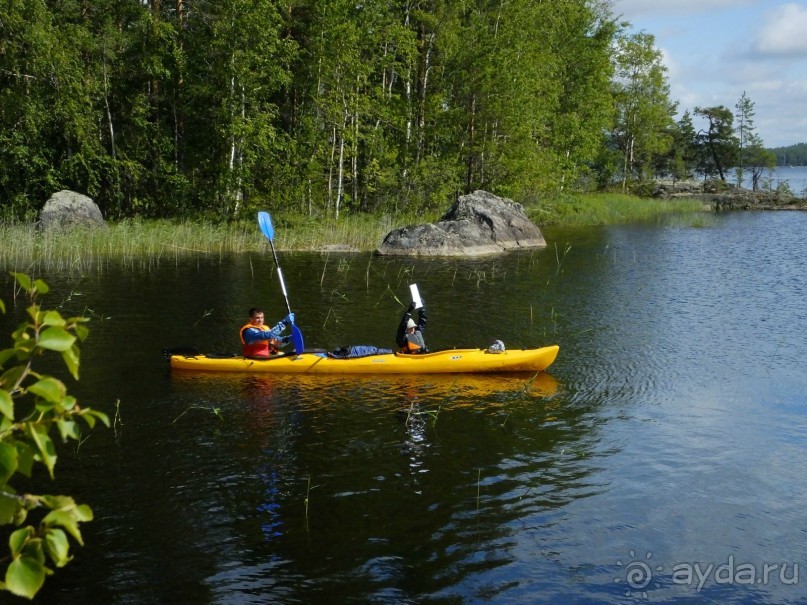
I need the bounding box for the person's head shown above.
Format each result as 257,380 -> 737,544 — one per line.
249,307 -> 265,325
406,318 -> 417,332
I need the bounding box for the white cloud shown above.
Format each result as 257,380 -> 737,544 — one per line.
752,3 -> 807,57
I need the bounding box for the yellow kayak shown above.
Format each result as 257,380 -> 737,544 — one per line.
168,345 -> 559,375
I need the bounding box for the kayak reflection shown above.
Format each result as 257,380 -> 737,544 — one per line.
170,369 -> 560,403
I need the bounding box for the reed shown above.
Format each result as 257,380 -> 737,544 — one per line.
528,193 -> 710,227
0,211 -> 444,271
0,195 -> 710,271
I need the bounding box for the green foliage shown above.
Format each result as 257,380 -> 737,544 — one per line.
527,193 -> 709,227
0,0 -> 620,220
610,32 -> 677,187
769,142 -> 807,165
0,273 -> 109,599
2,1 -> 786,216
693,105 -> 738,181
742,132 -> 776,191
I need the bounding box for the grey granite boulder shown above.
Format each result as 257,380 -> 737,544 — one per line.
39,190 -> 107,231
376,190 -> 546,256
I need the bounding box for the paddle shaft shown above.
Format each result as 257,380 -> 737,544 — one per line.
267,237 -> 293,316
258,211 -> 305,354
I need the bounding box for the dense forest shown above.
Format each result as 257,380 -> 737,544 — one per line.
0,0 -> 779,221
770,143 -> 807,166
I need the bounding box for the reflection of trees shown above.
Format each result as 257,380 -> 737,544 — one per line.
159,355 -> 602,603
232,371 -> 608,602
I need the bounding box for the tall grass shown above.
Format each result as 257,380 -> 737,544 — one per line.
0,219 -> 262,272
528,193 -> 711,227
0,195 -> 710,271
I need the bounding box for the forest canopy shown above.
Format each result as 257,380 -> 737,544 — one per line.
0,0 -> 782,222
769,143 -> 807,166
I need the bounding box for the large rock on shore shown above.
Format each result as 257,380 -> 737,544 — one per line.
39,190 -> 107,231
376,190 -> 546,256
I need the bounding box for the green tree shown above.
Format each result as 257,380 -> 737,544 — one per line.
734,91 -> 756,187
545,1 -> 617,194
664,110 -> 698,182
744,133 -> 776,190
0,273 -> 109,599
694,105 -> 737,181
770,143 -> 807,165
611,31 -> 677,189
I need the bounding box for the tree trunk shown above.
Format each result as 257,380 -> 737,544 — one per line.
336,117 -> 346,220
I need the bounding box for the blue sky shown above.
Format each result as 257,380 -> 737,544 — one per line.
611,0 -> 807,148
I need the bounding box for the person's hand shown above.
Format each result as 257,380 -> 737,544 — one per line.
407,301 -> 417,312
284,312 -> 295,325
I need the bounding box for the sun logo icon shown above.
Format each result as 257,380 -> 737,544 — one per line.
615,550 -> 663,598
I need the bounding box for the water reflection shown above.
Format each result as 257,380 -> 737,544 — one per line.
11,212 -> 807,604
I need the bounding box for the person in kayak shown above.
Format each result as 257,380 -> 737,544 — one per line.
396,301 -> 428,354
241,307 -> 295,357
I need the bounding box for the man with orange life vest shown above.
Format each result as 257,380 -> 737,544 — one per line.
396,301 -> 427,354
241,307 -> 295,357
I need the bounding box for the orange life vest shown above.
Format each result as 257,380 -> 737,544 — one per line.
240,323 -> 281,357
401,332 -> 426,354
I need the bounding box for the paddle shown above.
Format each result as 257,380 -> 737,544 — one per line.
257,211 -> 305,354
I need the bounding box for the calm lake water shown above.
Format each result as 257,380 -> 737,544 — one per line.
1,211 -> 806,604
740,165 -> 807,195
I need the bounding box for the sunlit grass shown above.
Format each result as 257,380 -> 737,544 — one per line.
0,219 -> 261,272
528,193 -> 711,227
0,194 -> 711,271
271,211 -> 442,251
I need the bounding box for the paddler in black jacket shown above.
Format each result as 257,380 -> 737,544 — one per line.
396,301 -> 428,354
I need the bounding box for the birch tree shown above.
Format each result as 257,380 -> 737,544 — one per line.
611,32 -> 677,188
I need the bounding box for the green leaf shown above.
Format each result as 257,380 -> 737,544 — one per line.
25,425 -> 57,478
80,409 -> 110,429
0,298 -> 5,314
62,345 -> 80,380
14,442 -> 34,477
74,504 -> 93,522
37,327 -> 76,353
0,492 -> 19,525
0,442 -> 19,484
0,366 -> 26,391
45,529 -> 72,568
73,323 -> 89,342
0,389 -> 13,419
9,527 -> 33,556
39,495 -> 77,510
56,419 -> 80,441
6,554 -> 46,598
41,311 -> 65,327
27,377 -> 66,404
0,348 -> 17,367
11,273 -> 32,292
57,395 -> 77,413
11,338 -> 35,358
42,510 -> 83,545
32,279 -> 49,296
20,536 -> 46,564
26,305 -> 40,323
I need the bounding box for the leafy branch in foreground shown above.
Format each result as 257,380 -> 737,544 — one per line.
0,273 -> 109,599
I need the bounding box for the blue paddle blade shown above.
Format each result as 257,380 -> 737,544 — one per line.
258,211 -> 274,241
291,323 -> 305,354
